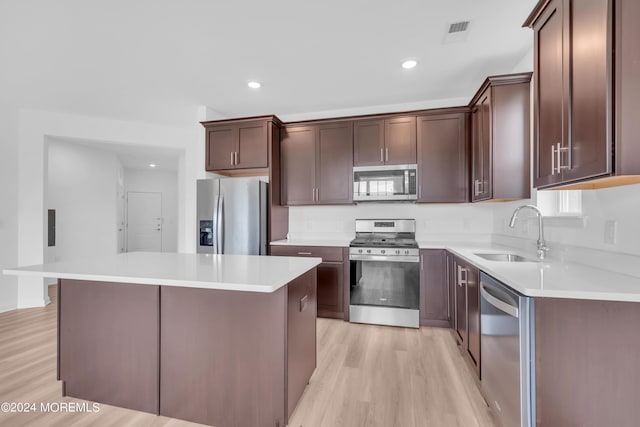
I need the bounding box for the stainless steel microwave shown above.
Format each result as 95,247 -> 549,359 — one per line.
353,164 -> 418,202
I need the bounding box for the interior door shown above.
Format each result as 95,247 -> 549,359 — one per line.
126,191 -> 162,252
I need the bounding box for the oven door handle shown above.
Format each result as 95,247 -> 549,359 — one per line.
349,254 -> 419,263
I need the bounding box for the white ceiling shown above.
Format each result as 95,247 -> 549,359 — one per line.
48,137 -> 181,172
0,0 -> 537,126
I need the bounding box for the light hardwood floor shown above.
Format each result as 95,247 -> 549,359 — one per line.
0,286 -> 496,427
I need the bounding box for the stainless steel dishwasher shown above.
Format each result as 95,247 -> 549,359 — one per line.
480,272 -> 534,427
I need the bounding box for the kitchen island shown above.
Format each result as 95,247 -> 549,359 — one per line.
4,252 -> 321,427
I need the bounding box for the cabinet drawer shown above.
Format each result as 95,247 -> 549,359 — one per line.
270,245 -> 344,262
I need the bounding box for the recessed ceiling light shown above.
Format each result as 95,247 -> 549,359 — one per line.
248,81 -> 261,89
402,60 -> 417,69
149,163 -> 156,168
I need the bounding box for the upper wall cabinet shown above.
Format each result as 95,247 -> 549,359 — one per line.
281,121 -> 353,206
353,116 -> 417,166
416,111 -> 469,203
469,73 -> 532,202
525,0 -> 640,189
202,116 -> 282,175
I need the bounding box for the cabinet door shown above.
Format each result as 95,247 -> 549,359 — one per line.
472,91 -> 492,201
317,262 -> 344,317
281,126 -> 316,205
317,122 -> 353,204
206,126 -> 236,171
287,269 -> 317,419
465,263 -> 480,375
533,0 -> 565,187
384,116 -> 417,165
563,0 -> 611,182
419,249 -> 449,326
417,114 -> 468,203
353,120 -> 384,166
454,260 -> 466,345
236,122 -> 268,169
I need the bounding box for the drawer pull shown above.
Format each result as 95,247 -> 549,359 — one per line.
297,252 -> 313,255
300,295 -> 309,312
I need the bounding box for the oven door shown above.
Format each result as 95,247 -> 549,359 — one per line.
349,257 -> 420,328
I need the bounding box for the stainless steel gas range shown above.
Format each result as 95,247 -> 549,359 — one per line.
349,219 -> 420,328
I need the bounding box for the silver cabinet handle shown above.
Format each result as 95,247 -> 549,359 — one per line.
312,188 -> 315,202
380,148 -> 384,163
556,142 -> 561,173
474,179 -> 481,196
230,151 -> 234,166
235,151 -> 239,165
551,144 -> 556,175
385,147 -> 389,162
457,265 -> 467,286
297,252 -> 312,255
300,295 -> 309,312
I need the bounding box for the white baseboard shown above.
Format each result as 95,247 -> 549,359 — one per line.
0,304 -> 17,314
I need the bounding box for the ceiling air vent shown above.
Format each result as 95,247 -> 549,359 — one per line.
448,21 -> 470,34
444,20 -> 471,43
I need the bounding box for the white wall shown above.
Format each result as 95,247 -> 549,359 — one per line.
0,105 -> 19,313
14,108 -> 202,309
124,168 -> 179,252
288,203 -> 494,243
46,140 -> 120,264
492,185 -> 640,275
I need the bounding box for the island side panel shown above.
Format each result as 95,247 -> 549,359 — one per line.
535,298 -> 640,427
58,279 -> 160,414
160,284 -> 287,427
286,268 -> 317,419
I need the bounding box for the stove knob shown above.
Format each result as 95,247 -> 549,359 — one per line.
396,250 -> 400,255
358,249 -> 363,254
366,249 -> 371,254
381,250 -> 386,254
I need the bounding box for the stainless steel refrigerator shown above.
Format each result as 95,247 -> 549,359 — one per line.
197,178 -> 268,255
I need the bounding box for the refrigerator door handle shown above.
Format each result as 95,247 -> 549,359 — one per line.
213,195 -> 220,254
218,194 -> 224,253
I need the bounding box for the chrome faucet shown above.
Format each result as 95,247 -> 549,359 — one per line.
509,205 -> 549,260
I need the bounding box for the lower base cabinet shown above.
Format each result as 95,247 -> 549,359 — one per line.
419,249 -> 451,327
270,245 -> 348,319
449,253 -> 480,378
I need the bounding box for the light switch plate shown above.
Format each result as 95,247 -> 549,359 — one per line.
604,220 -> 617,244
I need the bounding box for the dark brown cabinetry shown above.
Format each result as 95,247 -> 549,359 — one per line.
416,111 -> 469,203
526,0 -> 640,189
270,245 -> 348,319
469,74 -> 531,202
419,249 -> 451,327
281,122 -> 353,206
201,115 -> 288,243
450,254 -> 480,377
203,118 -> 278,172
354,116 -> 417,166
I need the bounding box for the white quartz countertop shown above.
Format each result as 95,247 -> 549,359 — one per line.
270,239 -> 350,247
3,252 -> 322,293
418,242 -> 640,302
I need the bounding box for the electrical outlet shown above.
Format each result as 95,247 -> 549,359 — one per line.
604,220 -> 617,244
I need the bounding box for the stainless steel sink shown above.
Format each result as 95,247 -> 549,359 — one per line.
473,253 -> 536,262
